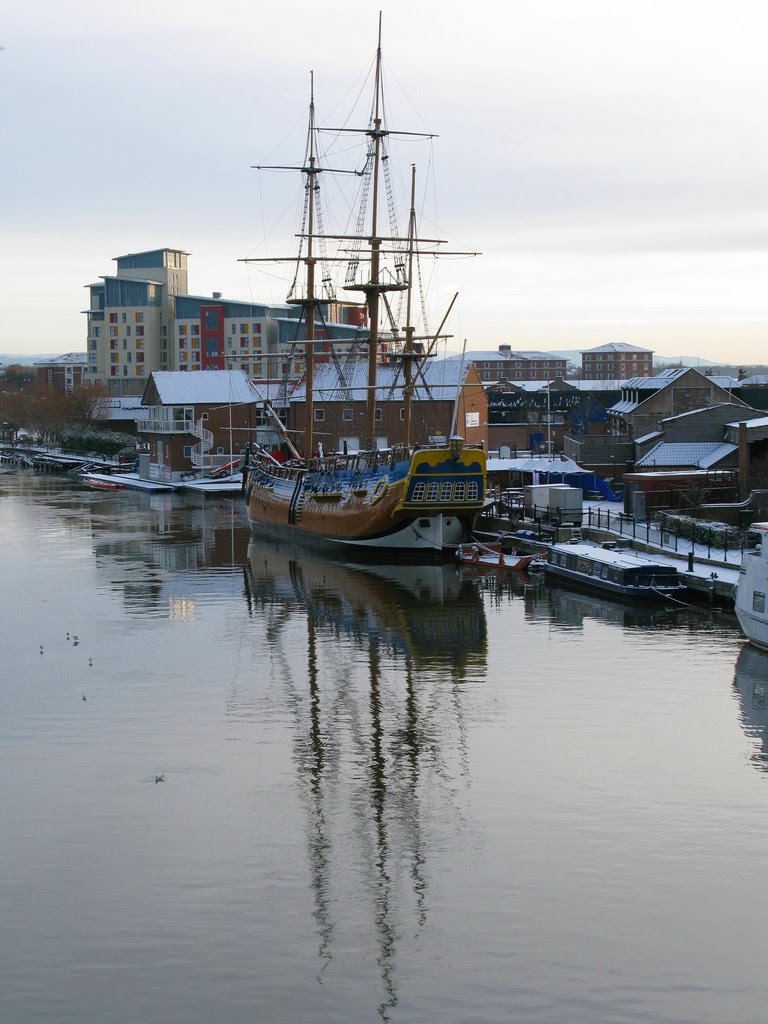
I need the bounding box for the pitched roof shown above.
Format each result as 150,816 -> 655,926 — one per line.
33,352 -> 88,365
582,342 -> 653,354
145,370 -> 258,405
635,442 -> 737,468
289,358 -> 474,403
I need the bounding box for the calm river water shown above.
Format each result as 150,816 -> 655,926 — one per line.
2,469 -> 767,1024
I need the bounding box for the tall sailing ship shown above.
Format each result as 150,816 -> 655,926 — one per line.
241,20 -> 486,558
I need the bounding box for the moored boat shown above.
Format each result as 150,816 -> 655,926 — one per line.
734,523 -> 768,650
456,540 -> 545,573
544,541 -> 686,600
242,20 -> 485,559
80,476 -> 124,491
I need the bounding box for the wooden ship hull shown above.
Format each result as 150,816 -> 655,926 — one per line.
245,444 -> 486,556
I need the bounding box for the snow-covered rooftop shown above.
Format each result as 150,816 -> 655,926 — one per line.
582,342 -> 653,354
289,358 -> 473,403
145,370 -> 258,405
635,441 -> 737,468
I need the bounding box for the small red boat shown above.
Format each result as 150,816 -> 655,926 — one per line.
81,476 -> 125,491
456,541 -> 546,572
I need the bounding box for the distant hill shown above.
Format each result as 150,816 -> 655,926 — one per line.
0,353 -> 61,366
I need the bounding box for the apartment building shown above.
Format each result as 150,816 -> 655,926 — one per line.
443,345 -> 567,382
581,342 -> 653,380
84,248 -> 368,395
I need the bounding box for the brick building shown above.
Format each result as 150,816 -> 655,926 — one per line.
581,342 -> 653,380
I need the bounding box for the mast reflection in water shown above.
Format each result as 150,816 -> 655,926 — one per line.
244,543 -> 487,1018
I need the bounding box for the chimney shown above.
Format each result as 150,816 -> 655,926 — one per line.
212,291 -> 222,300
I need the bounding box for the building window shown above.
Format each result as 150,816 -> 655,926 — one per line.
342,409 -> 353,421
93,327 -> 100,337
314,408 -> 325,421
399,409 -> 405,421
109,313 -> 117,324
192,325 -> 199,335
122,339 -> 127,350
254,323 -> 262,334
136,352 -> 144,363
375,408 -> 383,422
136,365 -> 144,376
136,326 -> 144,336
183,445 -> 193,458
110,366 -> 118,376
240,338 -> 247,348
135,312 -> 143,323
179,325 -> 187,336
240,323 -> 248,333
110,326 -> 118,337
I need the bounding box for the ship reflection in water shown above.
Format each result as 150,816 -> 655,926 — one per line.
733,644 -> 768,771
244,542 -> 487,1018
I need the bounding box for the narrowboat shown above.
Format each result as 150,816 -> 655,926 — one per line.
544,541 -> 686,600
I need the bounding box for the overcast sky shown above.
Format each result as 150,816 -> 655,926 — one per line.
2,0 -> 766,362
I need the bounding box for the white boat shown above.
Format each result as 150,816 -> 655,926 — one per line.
544,540 -> 687,600
734,523 -> 768,649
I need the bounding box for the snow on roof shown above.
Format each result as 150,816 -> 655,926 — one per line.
634,431 -> 662,444
289,358 -> 472,403
728,415 -> 768,430
33,352 -> 88,365
739,375 -> 768,386
146,370 -> 258,405
486,456 -> 588,474
442,349 -> 565,362
635,442 -> 737,468
582,342 -> 653,354
698,443 -> 739,468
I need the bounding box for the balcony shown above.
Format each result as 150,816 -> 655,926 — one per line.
144,418 -> 194,434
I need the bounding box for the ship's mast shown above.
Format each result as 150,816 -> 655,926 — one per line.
304,72 -> 317,460
365,14 -> 385,449
402,166 -> 417,447
241,74 -> 356,462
